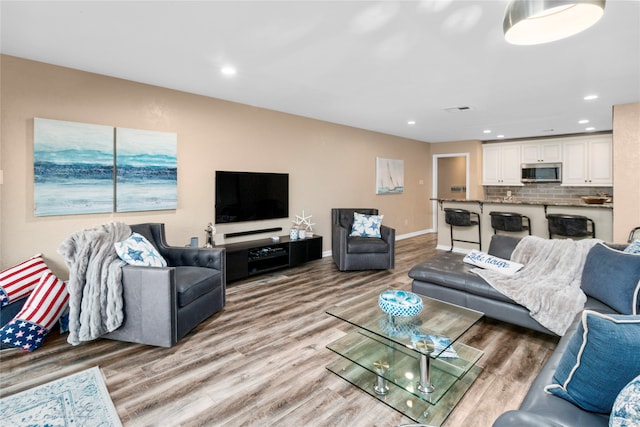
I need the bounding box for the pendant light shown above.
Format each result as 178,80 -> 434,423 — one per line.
503,0 -> 606,45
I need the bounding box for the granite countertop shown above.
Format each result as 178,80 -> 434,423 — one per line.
432,198 -> 613,209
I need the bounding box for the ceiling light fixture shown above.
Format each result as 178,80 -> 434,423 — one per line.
584,94 -> 599,100
503,0 -> 605,45
483,129 -> 492,134
407,120 -> 416,125
578,119 -> 589,124
220,66 -> 237,76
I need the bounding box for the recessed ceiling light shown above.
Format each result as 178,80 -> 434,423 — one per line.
578,119 -> 589,124
483,129 -> 492,134
497,134 -> 505,138
221,66 -> 237,76
584,94 -> 598,101
585,127 -> 596,131
407,120 -> 416,125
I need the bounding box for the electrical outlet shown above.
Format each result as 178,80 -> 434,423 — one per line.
507,190 -> 512,197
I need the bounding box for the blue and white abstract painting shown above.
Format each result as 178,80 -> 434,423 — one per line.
34,118 -> 115,216
115,127 -> 177,212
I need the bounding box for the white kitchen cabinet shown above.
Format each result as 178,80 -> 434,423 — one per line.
521,141 -> 562,163
562,135 -> 613,186
483,143 -> 522,185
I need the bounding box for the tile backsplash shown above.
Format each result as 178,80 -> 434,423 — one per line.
484,184 -> 612,204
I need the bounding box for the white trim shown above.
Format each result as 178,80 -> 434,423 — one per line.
435,244 -> 473,254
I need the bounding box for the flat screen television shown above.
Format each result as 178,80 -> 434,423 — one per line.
215,171 -> 289,224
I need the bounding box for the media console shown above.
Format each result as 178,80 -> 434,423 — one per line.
220,235 -> 323,281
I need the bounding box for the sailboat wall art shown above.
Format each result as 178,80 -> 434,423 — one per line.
376,157 -> 404,195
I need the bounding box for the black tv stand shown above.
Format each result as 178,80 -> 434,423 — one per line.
221,235 -> 323,282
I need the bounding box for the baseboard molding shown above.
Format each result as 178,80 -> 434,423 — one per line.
435,244 -> 473,254
396,229 -> 434,240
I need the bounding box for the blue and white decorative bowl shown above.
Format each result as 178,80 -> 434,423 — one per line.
378,290 -> 423,318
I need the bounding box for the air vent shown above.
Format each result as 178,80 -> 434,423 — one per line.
444,106 -> 473,113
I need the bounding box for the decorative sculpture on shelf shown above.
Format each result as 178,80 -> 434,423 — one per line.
292,210 -> 315,238
204,222 -> 216,248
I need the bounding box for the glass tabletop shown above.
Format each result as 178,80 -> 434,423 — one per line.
326,288 -> 484,358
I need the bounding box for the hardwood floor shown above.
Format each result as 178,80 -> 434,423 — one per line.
0,233 -> 558,426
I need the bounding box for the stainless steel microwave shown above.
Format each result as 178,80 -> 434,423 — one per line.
521,163 -> 562,183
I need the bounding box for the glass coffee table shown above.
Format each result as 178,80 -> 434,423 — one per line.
326,289 -> 484,426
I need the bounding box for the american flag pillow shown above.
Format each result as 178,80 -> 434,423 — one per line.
0,254 -> 49,307
0,271 -> 69,352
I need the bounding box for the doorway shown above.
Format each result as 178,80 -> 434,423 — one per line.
432,153 -> 469,231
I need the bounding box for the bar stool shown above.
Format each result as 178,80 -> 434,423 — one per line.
489,211 -> 531,235
547,214 -> 595,239
444,208 -> 481,251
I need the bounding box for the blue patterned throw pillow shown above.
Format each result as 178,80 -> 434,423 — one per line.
350,212 -> 383,238
625,239 -> 640,255
610,374 -> 640,427
114,233 -> 167,267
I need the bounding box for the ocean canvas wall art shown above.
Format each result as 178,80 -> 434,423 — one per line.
376,157 -> 404,194
115,127 -> 177,212
34,118 -> 115,216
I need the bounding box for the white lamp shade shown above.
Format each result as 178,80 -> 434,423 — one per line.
504,0 -> 606,45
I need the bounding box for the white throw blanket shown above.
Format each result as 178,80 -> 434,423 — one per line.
473,235 -> 601,335
58,222 -> 132,345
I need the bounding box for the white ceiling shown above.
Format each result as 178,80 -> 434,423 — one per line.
1,0 -> 639,143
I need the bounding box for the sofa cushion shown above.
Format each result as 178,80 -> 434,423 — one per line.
347,236 -> 389,253
487,235 -> 521,260
544,310 -> 640,414
175,267 -> 222,308
409,251 -> 515,304
115,232 -> 167,267
350,212 -> 383,238
581,243 -> 640,315
610,374 -> 640,427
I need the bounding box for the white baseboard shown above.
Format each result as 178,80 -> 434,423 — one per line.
435,244 -> 473,254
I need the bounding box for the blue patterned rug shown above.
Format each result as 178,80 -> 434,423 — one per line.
0,366 -> 122,426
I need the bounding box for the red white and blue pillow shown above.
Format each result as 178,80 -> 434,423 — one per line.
114,232 -> 167,267
0,254 -> 49,308
0,271 -> 69,352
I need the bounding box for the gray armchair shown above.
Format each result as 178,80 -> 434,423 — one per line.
105,223 -> 226,347
331,208 -> 395,271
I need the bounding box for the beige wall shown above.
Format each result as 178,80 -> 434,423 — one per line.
0,55 -> 431,274
612,102 -> 640,242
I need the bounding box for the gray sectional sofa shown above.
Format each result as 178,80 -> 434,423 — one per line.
408,235 -> 627,427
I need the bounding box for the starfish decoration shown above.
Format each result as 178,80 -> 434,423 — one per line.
293,210 -> 315,231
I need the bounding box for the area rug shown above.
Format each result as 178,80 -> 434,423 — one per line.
0,366 -> 122,426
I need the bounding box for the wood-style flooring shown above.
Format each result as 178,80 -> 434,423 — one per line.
0,233 -> 558,426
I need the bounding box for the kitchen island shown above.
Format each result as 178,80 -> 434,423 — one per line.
433,198 -> 613,252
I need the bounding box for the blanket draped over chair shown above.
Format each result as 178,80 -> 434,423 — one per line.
58,222 -> 132,345
473,235 -> 601,335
